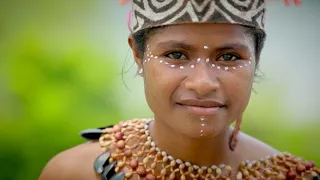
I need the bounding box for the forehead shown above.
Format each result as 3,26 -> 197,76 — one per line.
148,23 -> 252,47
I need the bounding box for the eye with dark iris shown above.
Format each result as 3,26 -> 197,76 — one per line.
217,53 -> 240,61
165,51 -> 187,60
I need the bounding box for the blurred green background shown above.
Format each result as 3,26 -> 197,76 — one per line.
0,1 -> 319,180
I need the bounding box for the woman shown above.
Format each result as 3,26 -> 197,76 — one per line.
39,0 -> 319,179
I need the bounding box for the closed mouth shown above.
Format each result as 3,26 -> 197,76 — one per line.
176,99 -> 226,116
177,103 -> 225,108
176,99 -> 225,108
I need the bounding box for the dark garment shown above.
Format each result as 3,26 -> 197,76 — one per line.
79,126 -> 124,180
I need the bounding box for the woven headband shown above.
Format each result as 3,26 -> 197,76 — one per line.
119,0 -> 302,34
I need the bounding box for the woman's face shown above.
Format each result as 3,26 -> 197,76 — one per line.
130,24 -> 256,138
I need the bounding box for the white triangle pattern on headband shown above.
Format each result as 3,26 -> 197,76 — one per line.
131,0 -> 266,33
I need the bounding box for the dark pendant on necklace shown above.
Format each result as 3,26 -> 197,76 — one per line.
94,151 -> 111,174
101,162 -> 117,180
109,172 -> 125,180
79,125 -> 114,141
79,128 -> 104,140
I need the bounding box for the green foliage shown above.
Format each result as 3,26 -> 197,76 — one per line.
0,2 -> 319,180
0,31 -> 121,180
244,93 -> 320,164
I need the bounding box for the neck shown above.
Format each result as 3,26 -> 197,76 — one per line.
150,117 -> 235,167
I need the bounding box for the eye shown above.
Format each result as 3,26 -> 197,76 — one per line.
217,53 -> 240,61
165,51 -> 188,60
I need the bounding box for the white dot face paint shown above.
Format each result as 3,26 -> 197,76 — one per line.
200,117 -> 206,137
142,44 -> 254,72
141,43 -> 255,138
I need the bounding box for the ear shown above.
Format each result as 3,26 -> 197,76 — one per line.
128,35 -> 143,76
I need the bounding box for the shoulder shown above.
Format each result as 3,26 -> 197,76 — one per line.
39,141 -> 102,180
236,131 -> 278,160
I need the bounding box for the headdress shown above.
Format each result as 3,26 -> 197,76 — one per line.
119,0 -> 302,34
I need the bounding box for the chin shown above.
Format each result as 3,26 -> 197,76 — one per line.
180,127 -> 224,139
175,115 -> 227,139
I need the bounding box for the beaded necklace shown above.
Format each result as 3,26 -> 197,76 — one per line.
98,118 -> 319,180
143,119 -> 233,177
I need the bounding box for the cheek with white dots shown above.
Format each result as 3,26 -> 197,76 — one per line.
142,44 -> 254,72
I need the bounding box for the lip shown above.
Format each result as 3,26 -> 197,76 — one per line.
177,99 -> 225,116
180,105 -> 222,116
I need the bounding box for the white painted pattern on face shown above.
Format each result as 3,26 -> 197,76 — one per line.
143,44 -> 254,72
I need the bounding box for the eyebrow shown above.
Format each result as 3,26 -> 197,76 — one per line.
155,41 -> 251,52
215,43 -> 251,52
156,40 -> 195,50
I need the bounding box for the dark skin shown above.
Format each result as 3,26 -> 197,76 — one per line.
133,23 -> 276,170
39,24 -> 277,180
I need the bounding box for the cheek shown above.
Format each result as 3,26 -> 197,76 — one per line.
222,69 -> 254,115
143,63 -> 181,114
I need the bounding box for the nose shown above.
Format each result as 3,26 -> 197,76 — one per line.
183,62 -> 220,97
